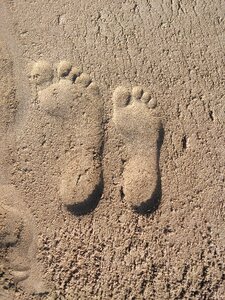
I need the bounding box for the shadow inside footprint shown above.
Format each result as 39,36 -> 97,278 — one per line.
133,125 -> 164,215
66,174 -> 104,216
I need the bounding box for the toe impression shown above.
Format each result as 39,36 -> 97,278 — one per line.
31,61 -> 53,86
113,86 -> 131,108
132,86 -> 143,101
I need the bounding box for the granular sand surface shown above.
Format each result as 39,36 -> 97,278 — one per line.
0,1 -> 224,299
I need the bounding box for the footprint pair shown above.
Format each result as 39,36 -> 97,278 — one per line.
31,61 -> 163,215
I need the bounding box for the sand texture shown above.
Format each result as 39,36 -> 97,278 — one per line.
0,0 -> 224,299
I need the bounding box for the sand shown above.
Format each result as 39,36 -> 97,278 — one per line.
0,0 -> 224,299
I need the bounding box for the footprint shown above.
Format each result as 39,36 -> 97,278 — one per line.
112,86 -> 164,213
31,61 -> 104,214
0,185 -> 50,296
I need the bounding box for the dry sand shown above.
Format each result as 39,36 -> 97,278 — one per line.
0,0 -> 224,299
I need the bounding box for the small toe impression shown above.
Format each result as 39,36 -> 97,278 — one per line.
130,87 -> 158,109
141,91 -> 157,109
57,61 -> 83,82
141,91 -> 151,104
31,61 -> 53,85
113,86 -> 131,108
132,86 -> 143,101
57,61 -> 72,78
148,98 -> 157,109
68,66 -> 82,82
76,73 -> 92,87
